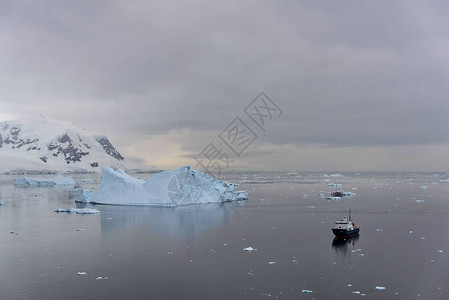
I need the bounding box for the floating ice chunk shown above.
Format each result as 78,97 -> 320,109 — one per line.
328,183 -> 342,188
77,272 -> 87,275
376,229 -> 383,232
54,208 -> 100,214
438,250 -> 443,253
331,191 -> 356,197
0,202 -> 5,206
352,291 -> 361,294
14,174 -> 75,187
301,290 -> 313,293
415,200 -> 424,203
76,229 -> 86,231
375,286 -> 386,290
81,178 -> 94,183
96,277 -> 102,280
76,166 -> 248,206
330,173 -> 344,178
420,185 -> 429,189
243,247 -> 257,252
268,261 -> 276,265
326,196 -> 341,201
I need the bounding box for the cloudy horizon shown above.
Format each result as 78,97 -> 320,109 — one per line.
1,0 -> 448,172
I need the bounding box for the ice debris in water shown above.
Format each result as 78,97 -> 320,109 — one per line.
301,290 -> 313,293
375,286 -> 386,290
76,166 -> 248,206
54,208 -> 100,214
268,261 -> 276,265
326,196 -> 341,201
77,272 -> 87,275
243,247 -> 257,252
415,199 -> 424,203
0,202 -> 5,206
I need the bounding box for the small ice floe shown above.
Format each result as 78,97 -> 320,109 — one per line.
301,289 -> 313,293
375,286 -> 386,290
54,208 -> 100,214
415,200 -> 424,203
409,231 -> 414,234
420,185 -> 429,189
77,272 -> 87,275
96,277 -> 103,280
438,250 -> 443,253
243,247 -> 257,252
81,178 -> 94,183
352,291 -> 361,295
326,196 -> 341,201
328,183 -> 342,188
0,202 -> 5,206
268,261 -> 276,265
331,191 -> 356,197
330,173 -> 344,178
76,229 -> 86,231
376,229 -> 383,232
319,192 -> 325,197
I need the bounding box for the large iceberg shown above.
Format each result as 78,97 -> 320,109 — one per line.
76,166 -> 248,206
14,174 -> 75,187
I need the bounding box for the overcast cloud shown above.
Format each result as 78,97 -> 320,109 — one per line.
1,0 -> 448,171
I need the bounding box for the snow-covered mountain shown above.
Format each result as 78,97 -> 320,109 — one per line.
0,117 -> 139,173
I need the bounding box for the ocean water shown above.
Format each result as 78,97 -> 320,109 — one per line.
1,172 -> 449,299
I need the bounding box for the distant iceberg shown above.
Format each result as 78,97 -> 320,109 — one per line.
14,174 -> 75,187
76,166 -> 248,206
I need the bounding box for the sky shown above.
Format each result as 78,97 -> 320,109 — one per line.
1,0 -> 448,172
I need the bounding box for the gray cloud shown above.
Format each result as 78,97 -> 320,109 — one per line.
1,0 -> 448,170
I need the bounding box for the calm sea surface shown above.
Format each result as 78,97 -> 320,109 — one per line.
1,172 -> 449,299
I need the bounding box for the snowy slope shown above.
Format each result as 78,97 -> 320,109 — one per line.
0,117 -> 139,173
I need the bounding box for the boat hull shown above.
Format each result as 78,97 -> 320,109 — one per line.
332,228 -> 360,238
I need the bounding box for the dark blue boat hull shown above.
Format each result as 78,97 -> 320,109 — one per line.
332,228 -> 360,238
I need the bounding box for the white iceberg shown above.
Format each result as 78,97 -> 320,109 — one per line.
14,174 -> 75,187
76,166 -> 248,206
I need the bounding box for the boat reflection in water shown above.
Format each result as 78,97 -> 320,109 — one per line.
331,235 -> 360,256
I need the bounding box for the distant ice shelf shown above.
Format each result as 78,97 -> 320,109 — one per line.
14,174 -> 75,187
76,165 -> 248,206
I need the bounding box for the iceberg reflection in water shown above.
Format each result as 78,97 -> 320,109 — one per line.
89,200 -> 247,243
